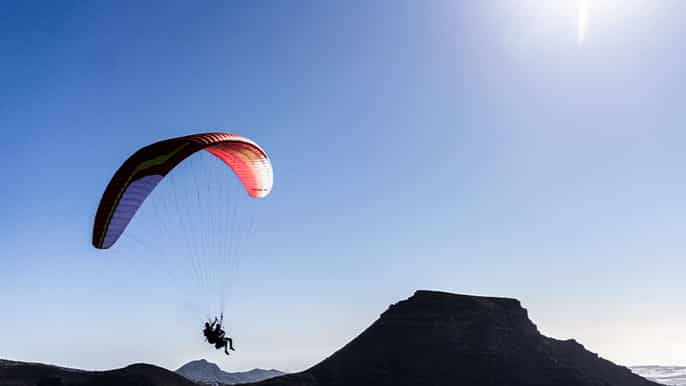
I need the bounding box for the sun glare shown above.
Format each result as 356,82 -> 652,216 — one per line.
500,0 -> 651,50
577,0 -> 589,45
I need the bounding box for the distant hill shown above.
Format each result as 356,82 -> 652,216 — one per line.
0,360 -> 196,386
631,366 -> 686,386
176,359 -> 284,385
247,290 -> 660,386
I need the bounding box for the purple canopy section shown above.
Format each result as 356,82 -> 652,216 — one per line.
101,175 -> 163,248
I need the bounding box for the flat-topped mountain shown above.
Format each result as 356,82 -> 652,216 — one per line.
249,290 -> 659,386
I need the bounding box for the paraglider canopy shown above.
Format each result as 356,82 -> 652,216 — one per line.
92,132 -> 273,249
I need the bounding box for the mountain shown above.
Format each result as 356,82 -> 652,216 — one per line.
0,290 -> 664,386
631,366 -> 686,386
0,360 -> 196,386
0,360 -> 82,373
247,290 -> 660,386
176,359 -> 284,385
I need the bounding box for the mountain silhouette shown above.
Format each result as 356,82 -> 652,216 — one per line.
0,360 -> 196,386
248,290 -> 659,386
176,359 -> 284,385
0,290 -> 661,386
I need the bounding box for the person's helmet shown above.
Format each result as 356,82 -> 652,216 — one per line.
205,322 -> 210,329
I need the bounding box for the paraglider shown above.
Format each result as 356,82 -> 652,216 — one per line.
92,132 -> 272,249
204,314 -> 235,355
92,132 -> 272,356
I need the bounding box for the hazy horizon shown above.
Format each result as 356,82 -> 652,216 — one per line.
2,0 -> 685,372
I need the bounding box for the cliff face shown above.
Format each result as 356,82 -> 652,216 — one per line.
254,290 -> 659,386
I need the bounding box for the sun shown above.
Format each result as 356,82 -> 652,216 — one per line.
577,0 -> 589,45
498,0 -> 651,49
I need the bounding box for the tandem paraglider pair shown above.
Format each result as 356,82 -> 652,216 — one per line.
91,132 -> 273,356
204,314 -> 235,355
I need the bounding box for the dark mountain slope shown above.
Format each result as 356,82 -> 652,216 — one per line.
251,290 -> 659,386
0,361 -> 196,386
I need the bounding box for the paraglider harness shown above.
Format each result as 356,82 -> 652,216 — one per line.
203,313 -> 235,355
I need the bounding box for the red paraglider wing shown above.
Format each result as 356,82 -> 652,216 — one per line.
92,133 -> 272,249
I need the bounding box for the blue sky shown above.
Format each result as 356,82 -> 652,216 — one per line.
1,0 -> 685,372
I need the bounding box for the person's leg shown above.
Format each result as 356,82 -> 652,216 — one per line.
227,337 -> 235,351
215,340 -> 229,354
